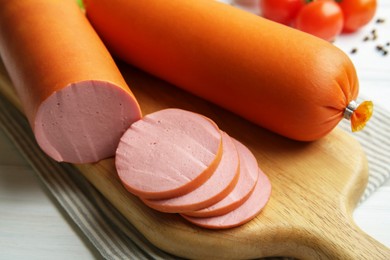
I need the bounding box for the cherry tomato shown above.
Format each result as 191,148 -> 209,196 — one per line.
260,0 -> 305,25
337,0 -> 377,32
294,0 -> 344,41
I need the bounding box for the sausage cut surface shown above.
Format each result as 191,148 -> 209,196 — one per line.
116,109 -> 223,199
185,138 -> 259,217
182,168 -> 271,229
34,80 -> 140,163
142,131 -> 239,213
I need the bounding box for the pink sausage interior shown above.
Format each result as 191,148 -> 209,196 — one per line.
185,138 -> 259,217
182,169 -> 272,229
34,80 -> 141,164
142,131 -> 239,213
115,108 -> 222,199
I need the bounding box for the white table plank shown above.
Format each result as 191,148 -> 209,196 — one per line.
0,130 -> 99,260
333,0 -> 390,248
354,181 -> 390,248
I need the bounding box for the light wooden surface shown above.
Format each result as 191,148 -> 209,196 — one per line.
1,0 -> 390,259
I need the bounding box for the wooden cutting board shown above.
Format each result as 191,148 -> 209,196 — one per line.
0,60 -> 389,259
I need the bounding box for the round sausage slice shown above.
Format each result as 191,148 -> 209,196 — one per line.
142,131 -> 239,213
115,109 -> 223,199
181,168 -> 271,229
184,138 -> 259,217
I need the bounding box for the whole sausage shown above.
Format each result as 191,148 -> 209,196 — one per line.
0,0 -> 141,163
84,0 -> 373,141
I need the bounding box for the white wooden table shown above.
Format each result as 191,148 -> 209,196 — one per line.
0,130 -> 99,259
1,0 -> 389,259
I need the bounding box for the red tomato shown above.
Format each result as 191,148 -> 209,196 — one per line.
337,0 -> 377,32
260,0 -> 305,25
294,0 -> 344,41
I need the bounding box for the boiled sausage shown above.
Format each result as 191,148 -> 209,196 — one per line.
115,109 -> 223,199
0,0 -> 142,163
185,138 -> 259,218
142,131 -> 239,213
182,169 -> 271,229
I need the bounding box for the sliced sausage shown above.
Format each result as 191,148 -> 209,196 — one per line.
184,138 -> 259,218
142,131 -> 239,213
181,168 -> 272,229
115,109 -> 223,199
0,0 -> 142,163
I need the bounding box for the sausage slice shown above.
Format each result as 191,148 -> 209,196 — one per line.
181,168 -> 271,229
185,138 -> 259,217
115,109 -> 223,199
142,131 -> 239,213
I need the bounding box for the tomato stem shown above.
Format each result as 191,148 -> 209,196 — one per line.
77,0 -> 84,9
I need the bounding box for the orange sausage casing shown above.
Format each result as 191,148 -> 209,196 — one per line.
0,0 -> 141,163
84,0 -> 372,141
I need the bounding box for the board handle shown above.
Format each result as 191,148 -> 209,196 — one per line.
313,216 -> 390,259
